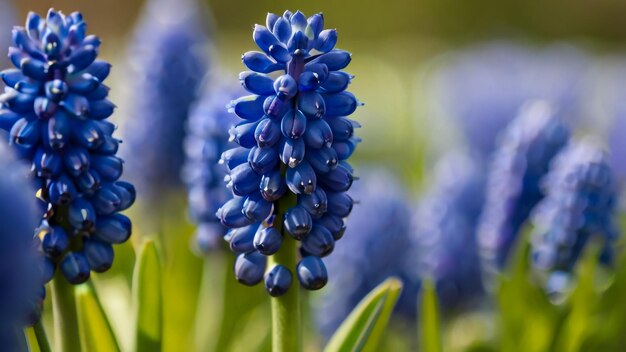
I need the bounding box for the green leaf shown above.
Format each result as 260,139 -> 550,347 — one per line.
133,240 -> 163,352
420,280 -> 442,352
75,282 -> 121,352
324,277 -> 403,352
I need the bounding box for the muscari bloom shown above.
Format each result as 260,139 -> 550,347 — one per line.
0,142 -> 45,346
0,9 -> 135,284
433,43 -> 585,156
217,11 -> 360,295
122,0 -> 210,199
531,141 -> 619,295
317,170 -> 414,338
183,83 -> 240,252
478,101 -> 570,276
412,152 -> 485,312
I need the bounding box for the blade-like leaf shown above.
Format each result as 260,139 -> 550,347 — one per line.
133,240 -> 163,352
362,279 -> 403,352
75,282 -> 121,352
420,280 -> 442,352
325,277 -> 403,352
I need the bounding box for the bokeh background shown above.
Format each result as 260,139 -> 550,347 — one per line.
9,0 -> 626,351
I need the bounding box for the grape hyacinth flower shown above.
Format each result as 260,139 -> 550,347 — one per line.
218,10 -> 360,295
122,0 -> 209,200
0,142 -> 45,347
183,83 -> 240,252
478,101 -> 570,276
0,9 -> 135,284
412,153 -> 485,312
317,170 -> 414,339
531,141 -> 619,296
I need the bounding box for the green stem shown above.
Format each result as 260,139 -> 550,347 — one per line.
51,270 -> 81,352
269,194 -> 301,352
33,320 -> 52,352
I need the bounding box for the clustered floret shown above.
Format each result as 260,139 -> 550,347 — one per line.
0,10 -> 135,284
217,10 -> 360,295
531,141 -> 619,295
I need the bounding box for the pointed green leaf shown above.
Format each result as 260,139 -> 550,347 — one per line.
420,280 -> 442,352
362,279 -> 403,352
133,240 -> 163,352
75,282 -> 121,352
324,277 -> 403,352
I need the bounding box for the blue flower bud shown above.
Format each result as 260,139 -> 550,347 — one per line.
319,164 -> 352,192
60,252 -> 90,284
68,198 -> 96,231
280,137 -> 305,167
83,238 -> 114,273
94,214 -> 131,244
41,226 -> 70,258
265,265 -> 293,297
281,109 -> 307,139
221,147 -> 250,170
297,92 -> 325,119
228,224 -> 259,254
315,214 -> 345,240
228,163 -> 261,196
298,188 -> 328,218
274,74 -> 298,100
234,251 -> 266,286
284,205 -> 312,240
230,95 -> 266,121
301,225 -> 334,257
260,170 -> 287,202
64,147 -> 90,176
218,197 -> 254,228
242,192 -> 273,222
254,226 -> 283,255
309,50 -> 351,71
242,51 -> 283,73
303,119 -> 333,148
48,174 -> 77,205
307,146 -> 338,174
248,146 -> 279,174
297,256 -> 327,290
240,71 -> 275,96
286,161 -> 317,194
326,192 -> 353,218
255,118 -> 282,148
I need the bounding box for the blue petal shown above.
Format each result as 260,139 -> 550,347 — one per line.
280,137 -> 305,167
315,214 -> 346,240
93,186 -> 121,215
68,73 -> 100,93
242,51 -> 283,73
309,50 -> 351,71
83,239 -> 114,273
316,29 -> 338,53
62,93 -> 90,117
48,174 -> 77,205
92,155 -> 123,181
298,188 -> 328,218
221,147 -> 250,170
242,193 -> 274,222
326,117 -> 355,141
255,118 -> 282,147
296,256 -> 328,290
70,119 -> 104,149
298,92 -> 325,119
307,146 -> 338,174
265,265 -> 293,296
240,71 -> 275,95
283,205 -> 312,240
273,74 -> 298,100
281,109 -> 307,139
34,148 -> 62,178
298,71 -> 321,92
21,58 -> 47,80
69,45 -> 98,72
320,71 -> 351,93
89,99 -> 116,119
306,14 -> 324,40
326,191 -> 353,217
60,252 -> 90,284
1,69 -> 25,88
11,118 -> 39,146
26,12 -> 43,40
42,226 -> 70,257
333,138 -> 359,160
234,251 -> 266,286
248,146 -> 279,174
319,164 -> 353,192
228,163 -> 261,196
229,95 -> 266,121
0,109 -> 21,131
230,120 -> 260,148
42,31 -> 62,57
304,63 -> 329,83
63,147 -> 90,176
260,170 -> 287,202
301,225 -> 334,257
68,198 -> 96,231
254,227 -> 283,255
229,224 -> 259,254
84,60 -> 111,81
286,160 -> 317,195
218,197 -> 253,228
12,28 -> 45,61
263,95 -> 290,119
253,25 -> 289,62
323,91 -> 358,117
76,170 -> 101,195
46,9 -> 68,38
303,119 -> 333,148
273,17 -> 292,43
94,214 -> 132,244
113,181 -> 136,211
290,11 -> 307,32
266,13 -> 280,31
287,31 -> 308,55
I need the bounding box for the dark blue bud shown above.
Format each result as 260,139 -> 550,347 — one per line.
221,147 -> 250,170
266,13 -> 280,31
309,50 -> 351,71
1,69 -> 24,88
302,225 -> 335,257
218,197 -> 254,228
93,186 -> 121,215
242,51 -> 283,74
42,226 -> 69,258
42,31 -> 62,57
307,146 -> 339,174
64,147 -> 90,176
67,73 -> 99,94
274,75 -> 298,100
323,92 -> 359,118
71,119 -> 103,149
326,117 -> 355,141
303,119 -> 333,148
92,155 -> 123,181
46,10 -> 67,37
83,239 -> 114,273
68,45 -> 97,72
113,181 -> 135,211
296,256 -> 328,290
253,25 -> 289,63
298,92 -> 325,119
48,174 -> 77,205
316,214 -> 346,240
281,109 -> 307,139
333,138 -> 359,160
284,205 -> 313,240
254,118 -> 282,148
287,160 -> 317,195
76,170 -> 101,196
298,188 -> 328,218
42,258 -> 56,283
280,138 -> 305,168
260,170 -> 287,202
11,118 -> 39,146
304,63 -> 329,84
34,97 -> 58,119
62,94 -> 90,117
0,109 -> 21,131
298,71 -> 321,92
265,265 -> 293,297
320,164 -> 353,192
242,192 -> 274,222
85,61 -> 111,81
98,135 -> 119,155
89,100 -> 116,120
60,252 -> 91,284
326,192 -> 353,217
283,10 -> 293,20
288,31 -> 309,56
26,12 -> 42,40
290,11 -> 308,32
273,17 -> 292,43
234,251 -> 266,286
34,149 -> 62,178
248,146 -> 279,174
230,121 -> 260,148
230,95 -> 265,121
45,79 -> 68,101
21,58 -> 47,81
307,14 -> 324,40
239,71 -> 275,95
263,95 -> 290,118
254,227 -> 283,255
321,71 -> 351,93
229,224 -> 259,254
94,214 -> 132,244
316,29 -> 338,53
228,163 -> 261,196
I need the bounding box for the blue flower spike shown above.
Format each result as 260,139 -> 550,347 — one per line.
218,11 -> 360,295
0,9 -> 135,284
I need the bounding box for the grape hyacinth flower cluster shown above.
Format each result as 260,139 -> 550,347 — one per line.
412,153 -> 485,311
317,170 -> 414,338
183,84 -> 240,252
218,11 -> 360,295
478,101 -> 569,276
0,10 -> 135,284
531,141 -> 619,295
123,0 -> 209,199
0,142 -> 45,346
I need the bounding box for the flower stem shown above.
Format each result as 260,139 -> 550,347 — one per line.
51,270 -> 81,352
269,193 -> 301,352
33,320 -> 52,352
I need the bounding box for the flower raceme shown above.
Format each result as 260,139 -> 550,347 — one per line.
0,10 -> 135,284
217,11 -> 360,295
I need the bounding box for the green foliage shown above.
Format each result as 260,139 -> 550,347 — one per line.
133,240 -> 163,351
75,283 -> 121,352
420,280 -> 442,352
325,277 -> 403,352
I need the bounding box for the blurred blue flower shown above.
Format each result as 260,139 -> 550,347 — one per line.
317,169 -> 415,338
183,82 -> 240,253
478,101 -> 570,276
0,9 -> 135,284
217,10 -> 360,294
122,0 -> 210,199
434,42 -> 586,156
412,152 -> 485,311
0,142 -> 45,336
531,141 -> 619,296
